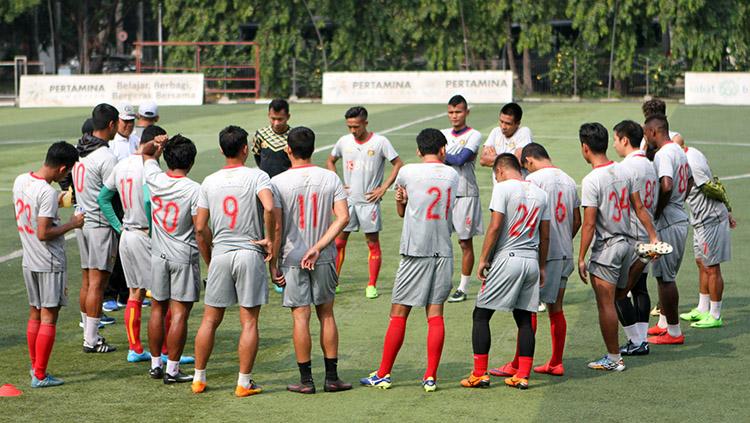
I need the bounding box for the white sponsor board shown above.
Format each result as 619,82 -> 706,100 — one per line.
685,72 -> 750,105
322,71 -> 513,104
19,73 -> 204,108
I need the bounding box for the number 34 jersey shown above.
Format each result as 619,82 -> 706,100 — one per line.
581,161 -> 637,243
526,167 -> 580,260
144,159 -> 200,262
489,179 -> 551,254
395,162 -> 459,258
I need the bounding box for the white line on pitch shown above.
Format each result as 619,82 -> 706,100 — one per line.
0,233 -> 75,264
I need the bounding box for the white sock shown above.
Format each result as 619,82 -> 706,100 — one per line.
697,294 -> 710,313
84,317 -> 100,346
623,324 -> 639,344
458,274 -> 471,293
710,301 -> 722,319
667,324 -> 682,337
657,314 -> 668,329
166,359 -> 180,376
151,355 -> 162,369
238,372 -> 252,388
607,353 -> 622,362
636,322 -> 649,343
194,368 -> 207,383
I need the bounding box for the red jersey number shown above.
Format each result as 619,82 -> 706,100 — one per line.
297,193 -> 319,229
609,187 -> 631,222
426,187 -> 451,221
119,178 -> 133,209
509,204 -> 541,238
555,191 -> 567,223
223,196 -> 238,229
152,196 -> 180,234
73,163 -> 85,193
15,199 -> 34,234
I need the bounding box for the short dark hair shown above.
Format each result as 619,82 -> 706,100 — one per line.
493,153 -> 522,173
642,99 -> 667,118
45,141 -> 79,168
287,127 -> 315,159
520,142 -> 550,163
579,122 -> 609,154
163,134 -> 197,171
81,118 -> 94,135
269,98 -> 289,114
416,128 -> 447,155
644,113 -> 670,134
219,125 -> 249,158
613,120 -> 644,149
140,125 -> 167,144
91,103 -> 118,130
500,102 -> 523,123
448,95 -> 468,108
345,106 -> 368,120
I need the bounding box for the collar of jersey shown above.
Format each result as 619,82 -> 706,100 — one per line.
291,164 -> 316,169
593,161 -> 614,169
451,126 -> 472,136
166,171 -> 185,178
29,171 -> 45,180
354,132 -> 374,145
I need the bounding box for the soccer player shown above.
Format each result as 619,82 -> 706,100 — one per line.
441,95 -> 484,303
640,99 -> 683,162
677,138 -> 735,328
577,123 -> 660,372
479,103 -> 533,181
612,120 -> 659,355
191,126 -> 275,396
521,143 -> 581,375
98,126 -> 166,363
460,153 -> 550,390
142,134 -> 202,383
643,114 -> 691,344
14,141 -> 83,387
73,103 -> 120,353
360,128 -> 458,392
134,100 -> 159,139
327,106 -> 404,299
253,98 -> 292,178
270,126 -> 352,394
109,103 -> 139,161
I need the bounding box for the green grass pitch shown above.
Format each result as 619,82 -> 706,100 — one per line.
0,102 -> 748,421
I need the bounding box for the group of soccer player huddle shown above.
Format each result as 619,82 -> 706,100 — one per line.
13,95 -> 734,394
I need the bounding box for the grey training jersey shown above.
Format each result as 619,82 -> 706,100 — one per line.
395,162 -> 459,257
330,133 -> 399,204
104,154 -> 149,229
72,146 -> 117,228
489,179 -> 551,254
143,159 -> 200,263
13,172 -> 66,272
581,162 -> 637,242
526,167 -> 579,260
621,150 -> 659,242
684,147 -> 728,227
198,165 -> 272,257
441,127 -> 482,197
271,165 -> 347,267
653,142 -> 691,230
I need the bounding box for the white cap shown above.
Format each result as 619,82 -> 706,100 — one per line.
138,101 -> 159,118
118,103 -> 136,121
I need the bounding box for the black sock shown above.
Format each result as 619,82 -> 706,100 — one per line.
472,307 -> 494,355
513,309 -> 535,357
298,361 -> 313,384
324,357 -> 338,381
632,273 -> 651,323
616,297 -> 638,326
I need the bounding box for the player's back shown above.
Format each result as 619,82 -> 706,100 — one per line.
684,146 -> 727,226
331,133 -> 398,204
581,162 -> 635,242
110,154 -> 149,229
654,142 -> 690,228
441,127 -> 481,197
621,151 -> 659,241
396,162 -> 458,258
73,145 -> 117,228
13,172 -> 65,271
271,165 -> 346,267
491,178 -> 549,256
200,165 -> 271,255
526,167 -> 578,260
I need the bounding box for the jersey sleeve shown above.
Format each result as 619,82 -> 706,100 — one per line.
395,165 -> 406,188
581,175 -> 599,208
540,191 -> 552,221
270,181 -> 282,209
103,165 -> 117,190
251,131 -> 261,156
197,180 -> 209,210
333,174 -> 347,202
483,128 -> 497,148
143,159 -> 161,185
488,184 -> 508,214
465,131 -> 483,153
189,184 -> 200,216
381,137 -> 399,161
691,156 -> 711,187
37,186 -> 57,219
655,152 -> 675,180
516,127 -> 533,149
256,171 -> 272,195
330,138 -> 343,158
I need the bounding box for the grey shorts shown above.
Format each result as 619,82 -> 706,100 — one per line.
151,253 -> 201,303
23,268 -> 67,308
589,238 -> 638,289
452,196 -> 484,240
344,202 -> 381,233
281,262 -> 337,308
652,222 -> 688,282
392,256 -> 453,307
205,249 -> 268,308
476,251 -> 539,312
540,258 -> 573,304
76,227 -> 117,272
119,229 -> 152,290
693,220 -> 731,266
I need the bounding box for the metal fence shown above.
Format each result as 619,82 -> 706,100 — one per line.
0,56 -> 48,104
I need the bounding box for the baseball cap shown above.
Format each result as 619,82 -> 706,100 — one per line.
118,103 -> 136,121
138,101 -> 159,118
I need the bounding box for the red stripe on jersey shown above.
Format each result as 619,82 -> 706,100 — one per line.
29,172 -> 45,180
593,161 -> 614,169
354,132 -> 374,145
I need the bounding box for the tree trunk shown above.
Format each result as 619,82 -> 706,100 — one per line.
522,46 -> 533,95
505,17 -> 521,94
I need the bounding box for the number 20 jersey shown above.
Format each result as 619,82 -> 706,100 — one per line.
526,167 -> 580,260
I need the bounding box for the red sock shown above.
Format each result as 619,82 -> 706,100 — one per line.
34,323 -> 56,380
377,315 -> 406,378
335,238 -> 347,275
367,241 -> 381,287
511,312 -> 538,368
162,307 -> 172,355
517,356 -> 533,379
473,354 -> 488,377
549,311 -> 567,366
125,300 -> 144,353
27,319 -> 41,370
424,316 -> 445,379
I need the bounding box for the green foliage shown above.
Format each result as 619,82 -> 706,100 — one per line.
644,52 -> 681,97
546,41 -> 601,96
0,0 -> 40,23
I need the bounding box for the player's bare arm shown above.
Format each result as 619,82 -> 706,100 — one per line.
251,188 -> 275,263
572,207 -> 582,238
195,207 -> 212,266
538,220 -> 550,288
301,199 -> 350,270
654,175 -> 673,220
479,146 -> 497,167
36,214 -> 83,241
476,211 -> 504,282
141,134 -> 168,162
578,207 -> 597,283
269,207 -> 285,286
366,157 -> 404,203
394,185 -> 407,218
630,192 -> 659,244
